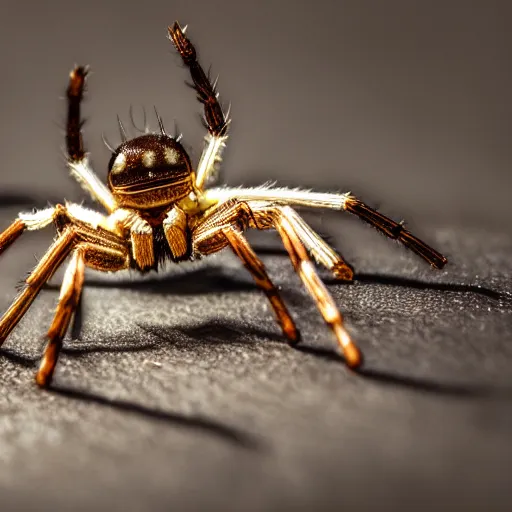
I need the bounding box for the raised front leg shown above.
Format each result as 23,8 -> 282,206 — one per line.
66,66 -> 117,213
169,22 -> 230,189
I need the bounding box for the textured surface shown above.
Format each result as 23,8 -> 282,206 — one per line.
0,203 -> 511,511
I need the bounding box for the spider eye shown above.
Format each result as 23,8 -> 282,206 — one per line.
111,153 -> 127,174
108,133 -> 194,209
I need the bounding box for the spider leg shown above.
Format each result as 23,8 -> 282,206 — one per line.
275,207 -> 354,281
168,22 -> 229,189
248,203 -> 362,368
343,196 -> 448,269
36,248 -> 85,387
0,227 -> 77,345
0,218 -> 26,256
34,237 -> 130,387
0,206 -> 63,257
204,186 -> 448,269
66,66 -> 117,213
224,228 -> 300,344
192,201 -> 299,343
192,199 -> 359,364
200,187 -> 354,280
0,202 -> 113,257
0,204 -> 128,350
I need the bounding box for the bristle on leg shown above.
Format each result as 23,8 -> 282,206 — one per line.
344,197 -> 448,269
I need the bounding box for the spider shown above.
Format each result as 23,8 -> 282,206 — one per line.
0,22 -> 447,388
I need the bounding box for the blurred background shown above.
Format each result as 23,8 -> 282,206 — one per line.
0,0 -> 510,227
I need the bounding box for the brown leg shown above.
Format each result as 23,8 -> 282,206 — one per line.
130,218 -> 155,271
253,204 -> 362,368
0,227 -> 76,346
282,207 -> 354,281
343,196 -> 448,269
36,248 -> 85,387
66,66 -> 87,162
65,67 -> 117,213
192,199 -> 361,366
223,228 -> 300,344
0,219 -> 25,257
192,200 -> 300,342
168,21 -> 228,138
168,22 -> 230,189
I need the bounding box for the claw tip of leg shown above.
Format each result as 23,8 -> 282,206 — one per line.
332,263 -> 354,282
345,343 -> 363,369
287,328 -> 302,345
35,370 -> 53,389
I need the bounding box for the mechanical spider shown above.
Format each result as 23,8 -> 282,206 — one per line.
0,22 -> 447,388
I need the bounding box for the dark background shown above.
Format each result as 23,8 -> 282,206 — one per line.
0,1 -> 511,511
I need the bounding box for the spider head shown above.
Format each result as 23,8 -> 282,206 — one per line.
107,133 -> 194,209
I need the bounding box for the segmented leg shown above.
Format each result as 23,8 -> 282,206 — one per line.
224,228 -> 300,343
66,66 -> 117,213
0,227 -> 77,345
0,206 -> 63,259
343,197 -> 447,269
0,219 -> 25,256
250,203 -> 362,368
192,200 -> 299,341
169,22 -> 229,189
277,218 -> 361,367
204,186 -> 448,269
279,207 -> 353,281
36,248 -> 85,387
0,204 -> 129,376
192,199 -> 361,366
34,235 -> 130,387
200,188 -> 353,279
0,201 -> 116,261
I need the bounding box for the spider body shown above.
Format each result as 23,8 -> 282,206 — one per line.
0,22 -> 448,388
108,133 -> 195,209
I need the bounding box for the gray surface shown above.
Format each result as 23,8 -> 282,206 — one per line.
0,204 -> 511,511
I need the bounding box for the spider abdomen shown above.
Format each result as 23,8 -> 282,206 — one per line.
108,133 -> 194,209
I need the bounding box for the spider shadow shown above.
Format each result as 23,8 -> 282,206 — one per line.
0,347 -> 261,450
5,231 -> 511,406
139,317 -> 289,347
138,319 -> 512,400
350,273 -> 510,303
295,345 -> 512,399
45,266 -> 254,296
48,383 -> 261,450
44,264 -> 305,308
255,246 -> 510,303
